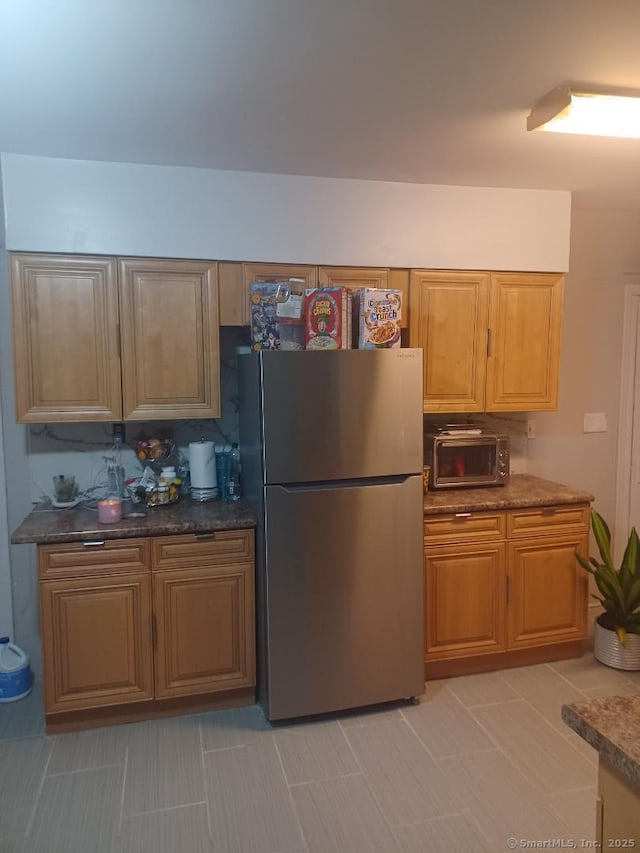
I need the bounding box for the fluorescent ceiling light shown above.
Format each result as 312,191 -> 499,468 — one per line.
527,86 -> 640,138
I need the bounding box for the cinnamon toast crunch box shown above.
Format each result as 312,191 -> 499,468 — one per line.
354,288 -> 402,349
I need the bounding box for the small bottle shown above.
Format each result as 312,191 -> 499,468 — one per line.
155,482 -> 170,505
227,443 -> 241,501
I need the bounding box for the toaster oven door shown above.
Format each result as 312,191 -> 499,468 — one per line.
432,438 -> 502,488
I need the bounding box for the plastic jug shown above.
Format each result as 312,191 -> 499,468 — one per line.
0,637 -> 32,702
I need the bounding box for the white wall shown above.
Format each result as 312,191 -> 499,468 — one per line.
1,154 -> 571,271
528,205 -> 640,550
0,167 -> 14,638
0,161 -> 33,662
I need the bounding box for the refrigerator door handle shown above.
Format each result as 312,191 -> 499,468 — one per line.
272,476 -> 416,493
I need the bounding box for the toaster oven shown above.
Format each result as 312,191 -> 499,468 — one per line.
424,426 -> 510,489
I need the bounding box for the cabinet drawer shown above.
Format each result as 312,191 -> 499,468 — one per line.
151,530 -> 255,570
507,505 -> 590,539
39,538 -> 151,580
424,512 -> 506,545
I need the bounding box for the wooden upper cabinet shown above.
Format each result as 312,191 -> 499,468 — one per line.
486,273 -> 563,411
11,254 -> 122,422
319,267 -> 409,329
218,263 -> 409,328
318,266 -> 389,290
410,269 -> 564,413
410,270 -> 489,412
118,258 -> 220,420
11,253 -> 221,423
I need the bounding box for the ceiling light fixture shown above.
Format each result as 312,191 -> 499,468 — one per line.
527,86 -> 640,138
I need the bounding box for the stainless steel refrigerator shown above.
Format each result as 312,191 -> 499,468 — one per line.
238,349 -> 425,721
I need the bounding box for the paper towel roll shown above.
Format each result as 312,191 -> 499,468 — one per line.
189,441 -> 217,489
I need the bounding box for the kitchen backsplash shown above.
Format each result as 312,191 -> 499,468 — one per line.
478,412 -> 528,473
26,327 -> 245,504
423,412 -> 528,475
26,332 -> 528,505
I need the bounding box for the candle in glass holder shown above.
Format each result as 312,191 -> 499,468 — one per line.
97,498 -> 122,524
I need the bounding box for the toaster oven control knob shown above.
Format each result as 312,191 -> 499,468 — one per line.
500,469 -> 507,477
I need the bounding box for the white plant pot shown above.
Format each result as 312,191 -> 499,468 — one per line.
594,619 -> 640,671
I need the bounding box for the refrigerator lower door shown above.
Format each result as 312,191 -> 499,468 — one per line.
263,475 -> 424,720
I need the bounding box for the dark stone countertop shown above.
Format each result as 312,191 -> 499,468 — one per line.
562,696 -> 640,791
11,497 -> 257,544
424,473 -> 594,515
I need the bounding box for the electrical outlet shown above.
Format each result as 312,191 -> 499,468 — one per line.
527,418 -> 536,439
113,423 -> 125,443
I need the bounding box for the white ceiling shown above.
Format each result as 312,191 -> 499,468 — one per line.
2,0 -> 640,208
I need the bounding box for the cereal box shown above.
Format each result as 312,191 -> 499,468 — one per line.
354,288 -> 402,349
250,282 -> 305,351
304,288 -> 352,350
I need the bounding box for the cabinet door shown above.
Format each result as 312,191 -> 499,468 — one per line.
425,541 -> 506,661
319,267 -> 410,329
410,270 -> 489,412
507,533 -> 588,649
153,563 -> 255,698
318,266 -> 389,291
486,273 -> 563,411
40,573 -> 153,713
119,258 -> 220,420
598,760 -> 640,848
11,253 -> 122,422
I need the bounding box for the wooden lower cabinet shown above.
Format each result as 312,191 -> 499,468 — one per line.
38,530 -> 255,730
425,541 -> 506,660
153,562 -> 255,698
508,535 -> 588,649
40,572 -> 153,713
424,504 -> 589,677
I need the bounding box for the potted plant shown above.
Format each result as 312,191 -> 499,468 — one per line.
576,509 -> 640,670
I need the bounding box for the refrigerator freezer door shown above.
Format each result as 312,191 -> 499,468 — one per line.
263,475 -> 424,720
260,349 -> 423,484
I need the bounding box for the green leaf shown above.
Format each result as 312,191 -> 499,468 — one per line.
616,626 -> 627,645
593,572 -> 625,614
575,551 -> 595,574
620,528 -> 639,592
591,510 -> 614,569
625,578 -> 640,613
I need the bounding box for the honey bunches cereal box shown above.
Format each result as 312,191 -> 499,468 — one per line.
355,288 -> 402,349
304,287 -> 352,350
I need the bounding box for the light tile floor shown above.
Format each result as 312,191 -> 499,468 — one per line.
1,652 -> 638,853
